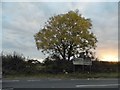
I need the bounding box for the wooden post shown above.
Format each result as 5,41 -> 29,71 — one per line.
90,65 -> 92,73
73,65 -> 75,73
82,65 -> 84,73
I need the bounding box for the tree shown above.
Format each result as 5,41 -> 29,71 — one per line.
2,52 -> 26,74
43,54 -> 73,73
34,10 -> 97,61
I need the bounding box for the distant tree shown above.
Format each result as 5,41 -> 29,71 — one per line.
34,10 -> 97,61
2,52 -> 41,75
2,52 -> 26,74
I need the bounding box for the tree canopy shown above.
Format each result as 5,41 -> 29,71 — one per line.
34,10 -> 97,61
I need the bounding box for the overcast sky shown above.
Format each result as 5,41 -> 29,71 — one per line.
1,2 -> 118,62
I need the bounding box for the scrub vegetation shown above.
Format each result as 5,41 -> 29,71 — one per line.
2,52 -> 119,79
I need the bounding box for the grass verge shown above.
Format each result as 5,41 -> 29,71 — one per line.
3,72 -> 119,79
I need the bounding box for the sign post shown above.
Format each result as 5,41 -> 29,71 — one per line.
73,58 -> 92,73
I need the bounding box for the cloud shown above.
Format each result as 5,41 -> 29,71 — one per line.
2,2 -> 48,59
2,2 -> 118,61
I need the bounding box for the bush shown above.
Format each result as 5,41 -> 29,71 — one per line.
1,52 -> 41,75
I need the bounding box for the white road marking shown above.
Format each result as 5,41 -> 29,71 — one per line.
3,80 -> 20,82
76,84 -> 119,87
71,79 -> 81,80
48,79 -> 62,81
27,80 -> 41,82
71,79 -> 76,80
11,80 -> 19,82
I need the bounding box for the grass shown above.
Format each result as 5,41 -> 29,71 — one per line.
3,72 -> 119,79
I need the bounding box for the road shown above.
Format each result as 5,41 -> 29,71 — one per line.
2,78 -> 119,89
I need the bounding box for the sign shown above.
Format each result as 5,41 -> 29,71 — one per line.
73,58 -> 92,65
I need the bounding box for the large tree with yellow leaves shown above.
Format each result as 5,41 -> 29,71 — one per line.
34,10 -> 97,61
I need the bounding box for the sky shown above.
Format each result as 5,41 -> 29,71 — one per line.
1,1 -> 119,62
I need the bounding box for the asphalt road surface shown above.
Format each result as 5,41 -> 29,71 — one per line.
2,78 -> 119,89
